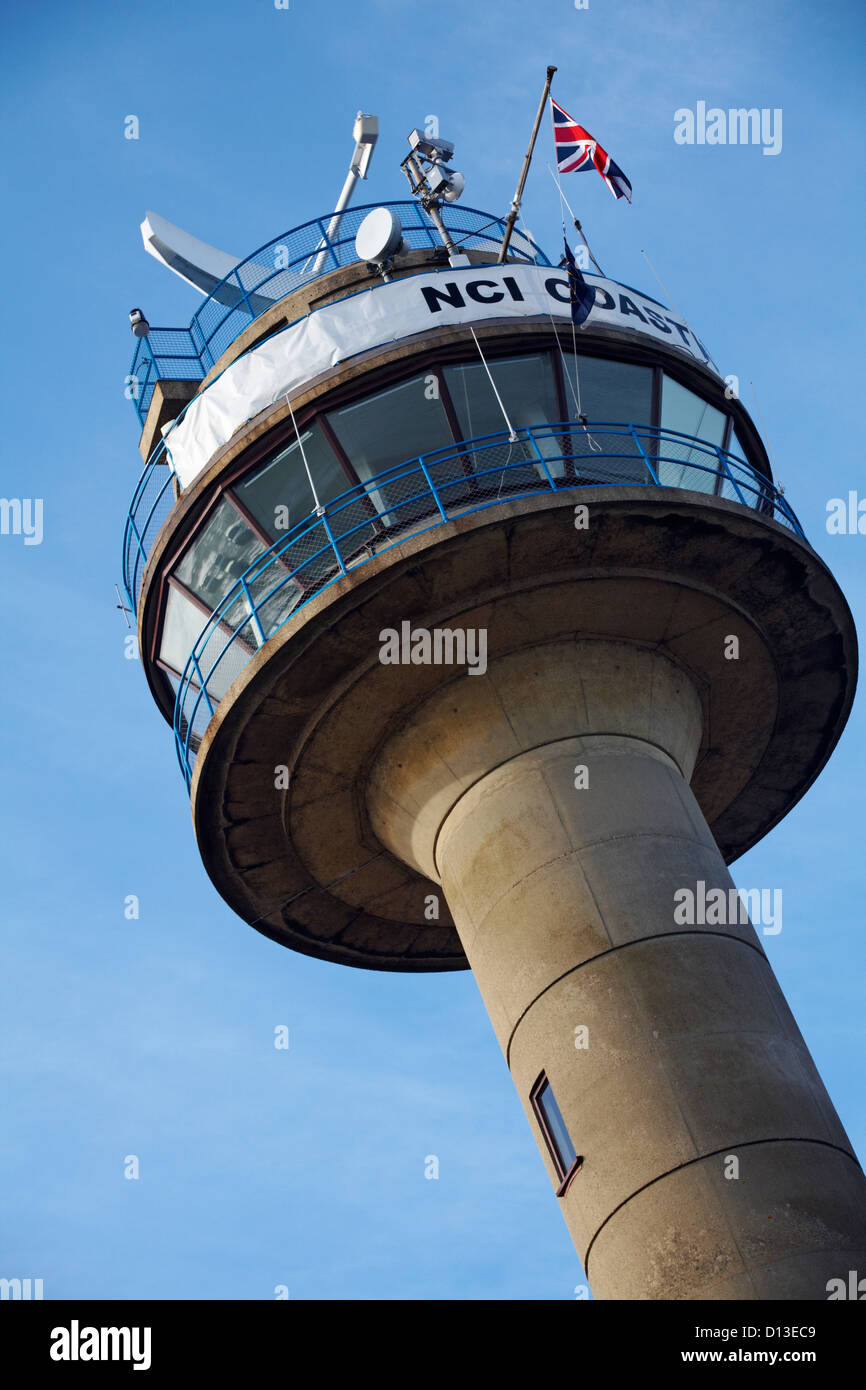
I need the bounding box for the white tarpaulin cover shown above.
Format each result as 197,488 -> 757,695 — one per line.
166,263 -> 718,489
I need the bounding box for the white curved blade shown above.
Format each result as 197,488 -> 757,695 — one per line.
141,211 -> 290,310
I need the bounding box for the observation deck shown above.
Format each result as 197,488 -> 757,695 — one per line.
122,201 -> 831,836
161,421 -> 803,786
128,201 -> 549,428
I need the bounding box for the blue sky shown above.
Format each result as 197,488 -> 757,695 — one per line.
1,0 -> 864,1300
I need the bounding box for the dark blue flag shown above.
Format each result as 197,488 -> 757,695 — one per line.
563,239 -> 594,326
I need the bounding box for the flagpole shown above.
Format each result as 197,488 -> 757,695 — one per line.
497,65 -> 557,264
547,164 -> 605,276
572,218 -> 604,276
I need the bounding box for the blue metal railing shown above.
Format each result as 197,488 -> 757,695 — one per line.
122,434 -> 177,610
164,421 -> 805,788
127,202 -> 550,427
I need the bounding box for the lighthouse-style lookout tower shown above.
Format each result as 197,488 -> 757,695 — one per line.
122,128 -> 866,1300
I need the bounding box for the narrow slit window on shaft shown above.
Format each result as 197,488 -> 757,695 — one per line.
530,1072 -> 583,1196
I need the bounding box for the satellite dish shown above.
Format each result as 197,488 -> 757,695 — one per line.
355,208 -> 404,266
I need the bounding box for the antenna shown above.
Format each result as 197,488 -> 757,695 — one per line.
141,211 -> 284,309
310,112 -> 379,274
141,116 -> 377,298
640,248 -> 685,320
750,380 -> 781,486
142,213 -> 242,297
400,129 -> 468,267
114,584 -> 132,629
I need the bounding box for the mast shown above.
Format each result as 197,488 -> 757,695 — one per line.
497,66 -> 557,263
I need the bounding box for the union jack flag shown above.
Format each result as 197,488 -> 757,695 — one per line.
551,98 -> 632,202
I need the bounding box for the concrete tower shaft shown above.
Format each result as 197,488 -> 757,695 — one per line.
187,488 -> 866,1298
369,641 -> 866,1299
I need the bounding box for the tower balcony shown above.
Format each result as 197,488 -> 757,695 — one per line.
127,201 -> 550,431
124,420 -> 805,787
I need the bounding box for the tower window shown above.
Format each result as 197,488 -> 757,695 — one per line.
530,1073 -> 583,1197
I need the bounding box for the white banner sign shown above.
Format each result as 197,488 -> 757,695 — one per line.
166,263 -> 718,488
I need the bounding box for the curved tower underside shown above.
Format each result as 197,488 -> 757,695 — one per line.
127,225 -> 866,1299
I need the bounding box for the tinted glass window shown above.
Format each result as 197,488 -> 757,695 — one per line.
557,354 -> 654,482
658,377 -> 726,493
730,426 -> 750,463
327,375 -> 453,480
235,423 -> 349,542
160,586 -> 206,675
661,375 -> 726,445
444,354 -> 560,440
444,354 -> 562,485
174,498 -> 267,614
721,426 -> 775,515
160,584 -> 253,704
327,375 -> 454,527
559,353 -> 652,427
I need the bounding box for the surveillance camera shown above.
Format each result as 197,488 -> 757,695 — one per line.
129,308 -> 150,338
427,164 -> 465,202
407,129 -> 455,163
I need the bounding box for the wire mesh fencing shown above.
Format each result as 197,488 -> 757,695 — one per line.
127,202 -> 550,426
168,421 -> 804,785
